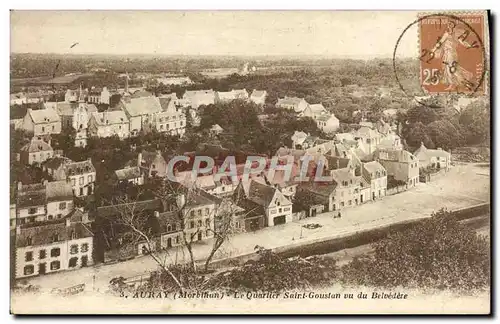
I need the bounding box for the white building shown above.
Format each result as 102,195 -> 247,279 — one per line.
14,212 -> 93,279
88,110 -> 130,139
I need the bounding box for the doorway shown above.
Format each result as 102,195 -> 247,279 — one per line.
273,215 -> 286,226
167,237 -> 172,248
38,263 -> 46,275
81,255 -> 88,267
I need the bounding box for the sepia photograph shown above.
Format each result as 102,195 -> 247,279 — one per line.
8,9 -> 491,315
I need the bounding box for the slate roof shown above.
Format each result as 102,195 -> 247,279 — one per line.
158,97 -> 174,112
375,149 -> 416,163
298,182 -> 337,197
326,156 -> 351,170
123,97 -> 162,117
46,180 -> 73,202
414,144 -> 451,158
20,138 -> 53,153
331,168 -> 357,185
114,166 -> 141,181
363,161 -> 386,180
28,108 -> 61,124
243,180 -> 277,208
65,159 -> 96,176
92,111 -> 128,125
15,218 -> 93,248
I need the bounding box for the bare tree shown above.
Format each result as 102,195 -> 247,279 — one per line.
104,192 -> 184,291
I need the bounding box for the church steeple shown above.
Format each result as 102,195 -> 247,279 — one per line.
78,83 -> 85,103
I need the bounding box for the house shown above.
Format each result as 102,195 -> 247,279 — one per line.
49,158 -> 96,197
276,97 -> 309,113
121,96 -> 163,136
152,210 -> 183,250
413,143 -> 452,171
100,87 -> 111,105
215,198 -> 247,234
88,110 -> 130,139
316,114 -> 340,133
22,108 -> 61,136
234,179 -> 293,227
14,214 -> 94,279
178,190 -> 219,244
156,76 -> 193,86
183,90 -> 216,109
249,90 -> 267,106
291,131 -> 309,149
362,161 -> 387,200
299,103 -> 328,119
354,126 -> 382,155
136,151 -> 168,178
257,171 -> 298,201
114,166 -> 144,185
210,124 -> 224,136
155,96 -> 186,136
15,180 -> 74,226
65,88 -> 88,103
16,182 -> 49,225
20,137 -> 54,165
45,180 -> 74,220
215,89 -> 249,103
374,149 -> 420,188
378,132 -> 403,151
296,182 -> 337,212
330,167 -> 361,210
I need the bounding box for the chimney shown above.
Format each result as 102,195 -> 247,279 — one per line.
65,217 -> 71,227
17,182 -> 23,191
137,152 -> 143,167
176,194 -> 186,209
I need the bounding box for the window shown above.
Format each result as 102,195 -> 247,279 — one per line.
52,233 -> 60,242
68,257 -> 78,268
88,175 -> 93,182
42,127 -> 45,132
160,124 -> 164,130
349,200 -> 352,206
59,202 -> 67,210
50,261 -> 61,270
205,208 -> 210,215
180,121 -> 184,126
279,208 -> 282,213
172,223 -> 177,231
39,250 -> 46,259
167,224 -> 172,232
81,243 -> 89,253
28,208 -> 37,215
152,164 -> 156,169
24,265 -> 35,276
197,210 -> 202,217
25,251 -> 33,262
190,210 -> 195,217
176,236 -> 180,244
70,244 -> 78,254
235,221 -> 240,229
340,202 -> 345,207
72,178 -> 76,186
51,248 -> 61,257
26,236 -> 32,246
271,209 -> 276,214
190,221 -> 195,229
205,219 -> 210,227
284,207 -> 290,211
198,220 -> 202,227
79,176 -> 84,185
52,125 -> 55,131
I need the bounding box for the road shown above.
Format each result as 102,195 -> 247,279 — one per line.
20,162 -> 490,293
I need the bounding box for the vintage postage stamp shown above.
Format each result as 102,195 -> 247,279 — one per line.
418,12 -> 487,95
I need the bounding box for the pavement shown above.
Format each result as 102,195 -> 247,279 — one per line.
20,163 -> 490,293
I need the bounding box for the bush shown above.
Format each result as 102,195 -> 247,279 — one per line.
340,209 -> 490,292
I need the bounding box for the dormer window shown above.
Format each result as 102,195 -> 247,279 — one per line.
26,236 -> 32,246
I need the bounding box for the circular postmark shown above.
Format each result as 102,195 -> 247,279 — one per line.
393,13 -> 488,108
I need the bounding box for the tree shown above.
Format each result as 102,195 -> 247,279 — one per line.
340,208 -> 490,291
405,122 -> 434,149
102,191 -> 184,291
426,120 -> 463,150
405,105 -> 439,125
459,102 -> 490,145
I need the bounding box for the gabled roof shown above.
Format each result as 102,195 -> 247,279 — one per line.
331,168 -> 357,185
243,180 -> 278,208
326,156 -> 351,170
28,108 -> 61,124
355,126 -> 379,138
91,111 -> 128,125
308,104 -> 327,114
64,159 -> 96,176
363,161 -> 386,180
114,166 -> 141,181
316,113 -> 339,122
43,156 -> 73,170
140,150 -> 166,168
123,97 -> 162,117
414,143 -> 451,158
16,218 -> 94,248
21,138 -> 53,153
158,97 -> 175,112
298,181 -> 337,197
211,124 -> 224,132
46,180 -> 73,202
375,149 -> 416,163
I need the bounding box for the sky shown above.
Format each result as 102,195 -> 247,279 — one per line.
10,11 -> 419,58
